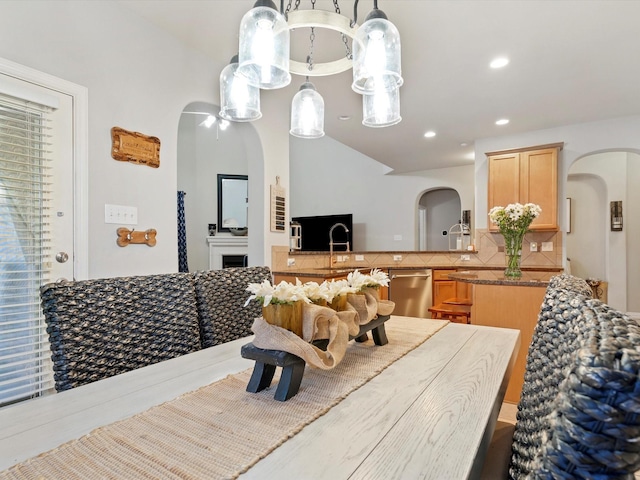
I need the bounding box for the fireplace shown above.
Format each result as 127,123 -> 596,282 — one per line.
222,254 -> 248,268
207,236 -> 248,270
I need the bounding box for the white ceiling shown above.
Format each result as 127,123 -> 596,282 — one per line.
118,0 -> 640,174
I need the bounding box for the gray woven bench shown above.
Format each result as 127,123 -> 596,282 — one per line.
41,266 -> 272,392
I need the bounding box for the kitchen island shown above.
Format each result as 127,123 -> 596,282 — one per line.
449,270 -> 558,404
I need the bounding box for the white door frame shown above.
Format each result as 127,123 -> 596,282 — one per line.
0,57 -> 89,279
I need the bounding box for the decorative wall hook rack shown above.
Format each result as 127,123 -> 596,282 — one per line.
116,228 -> 157,247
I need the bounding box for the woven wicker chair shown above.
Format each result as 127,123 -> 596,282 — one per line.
482,274 -> 640,479
194,266 -> 272,348
41,273 -> 202,392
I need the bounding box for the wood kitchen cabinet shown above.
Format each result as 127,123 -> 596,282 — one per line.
471,282 -> 547,403
487,143 -> 563,231
432,269 -> 457,306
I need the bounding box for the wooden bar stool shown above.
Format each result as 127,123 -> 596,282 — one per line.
442,297 -> 472,306
428,302 -> 471,324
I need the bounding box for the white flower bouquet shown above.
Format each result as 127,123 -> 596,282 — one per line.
488,202 -> 541,277
488,203 -> 541,236
244,279 -> 310,307
347,268 -> 390,292
301,280 -> 331,304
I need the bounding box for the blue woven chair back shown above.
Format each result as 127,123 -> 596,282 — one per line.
41,273 -> 201,392
194,266 -> 272,348
509,274 -> 640,478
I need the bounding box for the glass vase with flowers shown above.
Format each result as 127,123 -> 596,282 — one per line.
489,203 -> 541,278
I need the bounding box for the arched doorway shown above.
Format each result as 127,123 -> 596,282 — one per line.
566,151 -> 640,315
418,188 -> 461,251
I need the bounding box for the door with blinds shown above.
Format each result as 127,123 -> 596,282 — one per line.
0,72 -> 74,406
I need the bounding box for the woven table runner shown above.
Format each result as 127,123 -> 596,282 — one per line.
1,317 -> 447,480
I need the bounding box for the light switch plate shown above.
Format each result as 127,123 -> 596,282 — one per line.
393,255 -> 402,261
287,258 -> 295,266
105,204 -> 137,225
393,234 -> 402,241
530,242 -> 538,252
541,241 -> 554,252
355,254 -> 365,261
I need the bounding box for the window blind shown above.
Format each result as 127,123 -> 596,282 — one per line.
0,93 -> 55,406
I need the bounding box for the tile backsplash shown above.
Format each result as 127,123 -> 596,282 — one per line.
272,228 -> 562,271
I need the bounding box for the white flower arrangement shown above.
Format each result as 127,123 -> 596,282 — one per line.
368,268 -> 390,288
489,203 -> 542,277
347,268 -> 390,292
325,279 -> 356,301
245,270 -> 390,308
300,280 -> 331,303
488,203 -> 542,235
244,279 -> 310,307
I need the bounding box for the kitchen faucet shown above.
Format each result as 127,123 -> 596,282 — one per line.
329,222 -> 350,266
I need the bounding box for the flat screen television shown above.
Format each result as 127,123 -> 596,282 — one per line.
292,213 -> 352,252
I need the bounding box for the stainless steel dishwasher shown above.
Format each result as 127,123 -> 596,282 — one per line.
388,269 -> 433,318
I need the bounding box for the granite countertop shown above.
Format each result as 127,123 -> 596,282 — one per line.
274,265 -> 563,279
448,270 -> 557,287
287,250 -> 478,255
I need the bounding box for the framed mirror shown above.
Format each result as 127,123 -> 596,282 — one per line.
217,174 -> 248,232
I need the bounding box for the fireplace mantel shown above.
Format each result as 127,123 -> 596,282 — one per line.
207,236 -> 248,270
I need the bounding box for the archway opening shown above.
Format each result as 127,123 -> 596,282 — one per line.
418,188 -> 461,251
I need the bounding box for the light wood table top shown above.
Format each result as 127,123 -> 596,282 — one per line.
0,318 -> 519,479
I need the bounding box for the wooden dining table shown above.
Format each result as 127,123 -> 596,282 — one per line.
0,317 -> 519,479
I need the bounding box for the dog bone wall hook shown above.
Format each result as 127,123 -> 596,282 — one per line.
116,228 -> 157,247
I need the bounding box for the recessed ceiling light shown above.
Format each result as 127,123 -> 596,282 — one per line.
424,131 -> 436,138
460,142 -> 468,147
495,118 -> 510,126
490,57 -> 509,69
338,115 -> 351,121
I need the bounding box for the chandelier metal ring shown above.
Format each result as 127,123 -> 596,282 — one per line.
287,9 -> 358,77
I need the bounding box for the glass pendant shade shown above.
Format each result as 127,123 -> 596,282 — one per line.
362,85 -> 401,128
237,0 -> 291,90
352,9 -> 403,95
290,82 -> 324,139
219,57 -> 261,122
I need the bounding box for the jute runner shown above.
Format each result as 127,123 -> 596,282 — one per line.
1,317 -> 447,480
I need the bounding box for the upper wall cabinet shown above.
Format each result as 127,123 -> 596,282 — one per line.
487,143 -> 563,231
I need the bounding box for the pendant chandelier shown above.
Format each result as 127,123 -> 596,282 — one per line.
220,0 -> 402,136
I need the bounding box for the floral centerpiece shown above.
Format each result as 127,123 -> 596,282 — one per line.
489,203 -> 541,277
299,280 -> 330,306
245,280 -> 310,337
346,268 -> 390,292
325,279 -> 356,311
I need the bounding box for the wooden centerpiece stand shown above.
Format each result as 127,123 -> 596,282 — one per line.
241,308 -> 391,401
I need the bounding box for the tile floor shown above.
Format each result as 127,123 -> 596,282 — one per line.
498,402 -> 517,424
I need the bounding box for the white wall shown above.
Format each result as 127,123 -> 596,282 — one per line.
0,1 -> 288,278
566,173 -> 607,280
476,117 -> 640,311
290,135 -> 475,251
628,156 -> 640,312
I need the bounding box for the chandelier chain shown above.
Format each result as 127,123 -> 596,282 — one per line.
331,0 -> 352,59
307,27 -> 315,71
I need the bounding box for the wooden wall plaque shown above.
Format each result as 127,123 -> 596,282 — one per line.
111,127 -> 160,168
